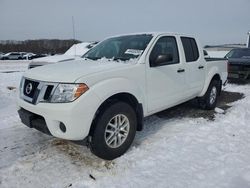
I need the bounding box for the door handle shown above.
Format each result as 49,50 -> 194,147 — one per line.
177,69 -> 185,73
198,65 -> 204,69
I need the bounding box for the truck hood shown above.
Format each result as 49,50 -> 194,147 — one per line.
32,54 -> 80,63
24,59 -> 135,83
228,58 -> 250,65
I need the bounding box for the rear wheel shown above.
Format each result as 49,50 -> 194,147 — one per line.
90,101 -> 137,160
199,80 -> 220,110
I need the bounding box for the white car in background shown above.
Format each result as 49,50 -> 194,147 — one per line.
0,52 -> 4,59
28,42 -> 97,69
22,53 -> 37,60
1,52 -> 26,60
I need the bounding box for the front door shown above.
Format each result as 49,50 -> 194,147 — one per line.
146,36 -> 186,113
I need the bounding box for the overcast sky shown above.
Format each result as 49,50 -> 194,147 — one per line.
0,0 -> 249,45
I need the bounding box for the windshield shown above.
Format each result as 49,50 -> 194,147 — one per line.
225,48 -> 250,59
83,34 -> 153,61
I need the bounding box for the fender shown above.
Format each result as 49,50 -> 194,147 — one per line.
89,77 -> 146,113
198,66 -> 221,97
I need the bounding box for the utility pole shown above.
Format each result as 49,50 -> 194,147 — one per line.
72,16 -> 76,57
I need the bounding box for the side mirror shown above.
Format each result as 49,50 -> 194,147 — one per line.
154,54 -> 173,66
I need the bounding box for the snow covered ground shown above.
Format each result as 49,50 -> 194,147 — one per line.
207,50 -> 229,58
0,61 -> 250,188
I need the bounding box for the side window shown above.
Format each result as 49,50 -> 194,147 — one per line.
149,36 -> 179,67
181,37 -> 199,62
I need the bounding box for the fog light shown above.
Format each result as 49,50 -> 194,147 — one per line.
59,122 -> 66,133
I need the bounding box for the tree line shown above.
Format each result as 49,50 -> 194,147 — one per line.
0,39 -> 81,54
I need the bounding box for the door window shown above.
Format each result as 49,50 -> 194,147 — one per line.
149,36 -> 179,67
181,37 -> 199,62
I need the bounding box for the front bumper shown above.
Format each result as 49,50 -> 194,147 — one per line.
228,64 -> 250,80
228,71 -> 250,80
17,90 -> 101,140
18,108 -> 52,135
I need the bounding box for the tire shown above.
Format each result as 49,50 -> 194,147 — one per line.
90,101 -> 137,160
199,80 -> 220,110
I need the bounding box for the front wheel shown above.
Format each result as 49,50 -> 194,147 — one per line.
90,101 -> 137,160
199,80 -> 220,110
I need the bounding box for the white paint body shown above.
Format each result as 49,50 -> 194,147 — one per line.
17,33 -> 228,140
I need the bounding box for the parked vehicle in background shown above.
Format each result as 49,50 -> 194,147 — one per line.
64,41 -> 98,56
18,32 -> 227,160
0,52 -> 4,59
22,53 -> 37,60
225,48 -> 250,80
1,52 -> 24,60
30,54 -> 47,59
28,42 -> 98,69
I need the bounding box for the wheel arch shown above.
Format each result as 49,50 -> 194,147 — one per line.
211,74 -> 222,95
199,72 -> 222,97
88,92 -> 144,137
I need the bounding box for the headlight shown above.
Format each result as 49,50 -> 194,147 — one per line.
50,83 -> 89,103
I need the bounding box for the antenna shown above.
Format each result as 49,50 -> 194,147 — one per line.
72,16 -> 76,57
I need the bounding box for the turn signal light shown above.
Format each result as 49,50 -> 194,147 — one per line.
74,84 -> 89,98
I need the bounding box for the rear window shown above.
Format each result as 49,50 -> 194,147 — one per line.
181,37 -> 199,62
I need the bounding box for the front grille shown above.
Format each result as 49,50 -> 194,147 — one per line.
21,78 -> 56,104
228,65 -> 242,71
44,85 -> 54,100
23,79 -> 39,98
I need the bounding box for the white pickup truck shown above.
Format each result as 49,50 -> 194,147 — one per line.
18,32 -> 227,160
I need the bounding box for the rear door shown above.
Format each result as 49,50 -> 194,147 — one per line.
181,37 -> 205,96
146,35 -> 187,113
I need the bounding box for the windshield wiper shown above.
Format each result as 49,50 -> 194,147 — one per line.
84,57 -> 101,61
113,57 -> 130,61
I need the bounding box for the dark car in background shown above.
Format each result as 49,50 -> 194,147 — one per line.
225,48 -> 250,80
